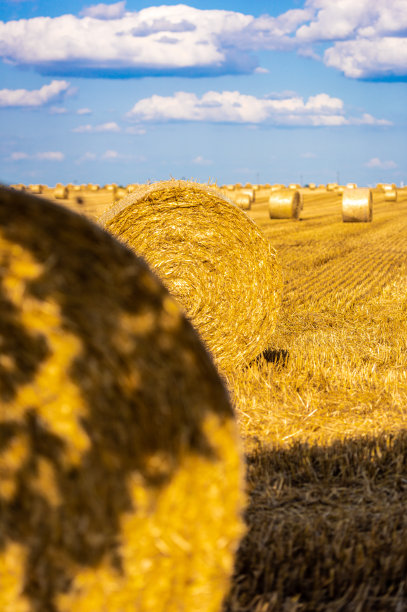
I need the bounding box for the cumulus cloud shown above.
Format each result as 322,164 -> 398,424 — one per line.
0,6 -> 257,77
126,90 -> 390,127
296,0 -> 407,79
0,80 -> 70,107
80,1 -> 126,20
0,3 -> 406,80
9,151 -> 64,161
72,121 -> 120,132
365,157 -> 397,169
324,37 -> 407,79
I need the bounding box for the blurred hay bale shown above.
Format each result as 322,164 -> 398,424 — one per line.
326,183 -> 338,191
72,185 -> 81,192
270,184 -> 285,192
384,188 -> 398,202
101,179 -> 282,374
269,189 -> 302,219
308,183 -> 316,190
342,188 -> 373,222
234,193 -> 252,210
53,186 -> 68,199
288,183 -> 301,189
115,187 -> 128,201
28,184 -> 43,194
0,185 -> 244,612
346,182 -> 357,189
89,184 -> 99,192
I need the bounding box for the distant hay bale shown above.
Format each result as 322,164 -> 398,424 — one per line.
101,179 -> 282,373
384,188 -> 398,202
89,184 -> 99,192
346,182 -> 357,189
241,188 -> 255,202
115,187 -> 128,200
269,189 -> 302,220
270,184 -> 285,192
0,185 -> 244,612
225,184 -> 235,191
326,183 -> 338,191
72,185 -> 81,192
289,183 -> 301,189
308,183 -> 316,190
53,186 -> 68,199
342,188 -> 373,222
234,193 -> 252,210
28,184 -> 43,194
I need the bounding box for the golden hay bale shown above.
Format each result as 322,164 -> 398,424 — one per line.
346,182 -> 357,189
288,183 -> 301,189
233,193 -> 252,210
225,184 -> 235,191
241,188 -> 255,202
342,187 -> 373,222
270,184 -> 285,192
89,184 -> 99,192
53,186 -> 69,200
126,184 -> 138,193
28,184 -> 43,194
326,183 -> 338,191
100,179 -> 282,373
308,183 -> 316,190
384,188 -> 398,202
268,189 -> 302,220
115,187 -> 128,200
72,185 -> 81,192
0,185 -> 244,612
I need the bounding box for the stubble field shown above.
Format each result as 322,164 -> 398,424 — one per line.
41,184 -> 407,610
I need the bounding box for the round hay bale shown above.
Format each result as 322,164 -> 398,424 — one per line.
115,187 -> 128,201
342,187 -> 373,222
326,183 -> 338,191
72,185 -> 81,192
89,184 -> 99,192
28,184 -> 43,194
384,188 -> 398,202
241,188 -> 255,202
308,183 -> 316,190
0,185 -> 244,612
270,184 -> 285,192
100,179 -> 282,373
53,186 -> 69,200
268,189 -> 302,220
288,183 -> 301,189
234,193 -> 252,210
346,182 -> 357,189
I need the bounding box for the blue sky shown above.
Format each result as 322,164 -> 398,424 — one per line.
1,0 -> 406,187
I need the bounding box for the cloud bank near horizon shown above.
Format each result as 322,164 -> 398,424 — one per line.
0,1 -> 406,80
126,90 -> 392,126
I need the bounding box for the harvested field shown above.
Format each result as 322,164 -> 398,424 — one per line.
9,182 -> 407,610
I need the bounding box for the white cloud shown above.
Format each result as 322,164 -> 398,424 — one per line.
127,90 -> 389,126
365,157 -> 397,169
295,0 -> 407,79
8,151 -> 64,161
77,107 -> 92,115
72,121 -> 120,132
0,7 -> 257,77
324,37 -> 407,79
0,3 -> 405,81
192,155 -> 212,165
0,80 -> 70,107
10,152 -> 29,160
80,1 -> 126,20
76,152 -> 97,163
102,149 -> 120,159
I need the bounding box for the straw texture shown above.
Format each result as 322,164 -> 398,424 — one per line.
101,180 -> 282,374
0,185 -> 244,612
268,189 -> 302,219
342,188 -> 373,222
